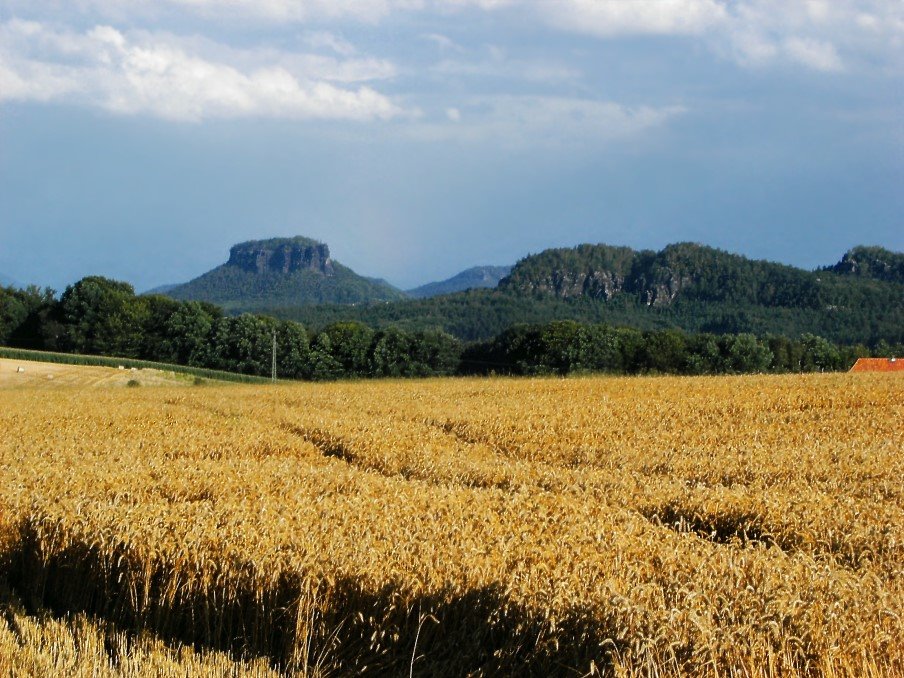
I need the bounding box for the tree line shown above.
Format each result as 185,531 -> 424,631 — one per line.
2,277 -> 899,380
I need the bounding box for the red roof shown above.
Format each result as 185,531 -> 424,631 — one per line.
850,358 -> 904,373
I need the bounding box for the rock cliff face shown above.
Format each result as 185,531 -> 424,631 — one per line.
499,243 -> 747,307
227,238 -> 334,276
829,246 -> 904,285
538,269 -> 627,301
634,271 -> 695,307
510,267 -> 690,306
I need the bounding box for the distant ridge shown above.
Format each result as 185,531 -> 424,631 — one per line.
827,245 -> 904,285
498,241 -> 904,307
165,236 -> 406,310
407,265 -> 512,299
144,283 -> 179,295
272,241 -> 904,345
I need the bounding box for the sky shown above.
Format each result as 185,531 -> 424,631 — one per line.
0,0 -> 902,292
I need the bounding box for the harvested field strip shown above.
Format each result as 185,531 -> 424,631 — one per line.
0,348 -> 271,384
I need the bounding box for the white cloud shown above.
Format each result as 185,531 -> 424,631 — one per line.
422,32 -> 463,52
7,0 -> 426,24
432,0 -> 902,74
0,20 -> 406,121
435,0 -> 516,10
7,0 -> 902,77
303,30 -> 359,58
717,0 -> 903,72
783,37 -> 844,72
444,0 -> 902,74
536,0 -> 728,37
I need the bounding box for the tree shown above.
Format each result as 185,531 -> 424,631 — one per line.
685,333 -> 722,374
409,330 -> 462,376
58,277 -> 147,357
800,333 -> 842,372
139,294 -> 183,362
639,329 -> 688,374
538,320 -> 586,375
582,324 -> 624,373
615,327 -> 645,374
721,333 -> 772,374
318,322 -> 374,377
163,301 -> 220,366
1,285 -> 53,346
370,327 -> 414,377
305,332 -> 344,380
275,321 -> 310,379
208,314 -> 273,375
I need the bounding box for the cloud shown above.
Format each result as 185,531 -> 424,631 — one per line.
0,20 -> 406,121
435,0 -> 516,10
716,0 -> 903,72
408,96 -> 686,147
432,54 -> 580,84
535,0 -> 728,37
3,0 -> 427,24
304,31 -> 358,57
7,0 -> 902,76
421,33 -> 464,52
783,37 -> 844,72
443,0 -> 902,74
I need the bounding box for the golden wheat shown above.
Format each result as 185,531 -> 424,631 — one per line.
0,371 -> 901,676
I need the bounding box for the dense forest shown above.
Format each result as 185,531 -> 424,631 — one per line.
827,245 -> 904,284
2,277 -> 900,380
260,244 -> 904,344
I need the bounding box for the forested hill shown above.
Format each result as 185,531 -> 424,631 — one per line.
165,236 -> 406,310
826,246 -> 904,285
407,265 -> 512,298
499,242 -> 903,308
271,243 -> 904,345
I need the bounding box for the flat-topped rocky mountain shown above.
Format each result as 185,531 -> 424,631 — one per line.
164,236 -> 405,310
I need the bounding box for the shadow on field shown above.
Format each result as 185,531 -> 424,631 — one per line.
639,503 -> 780,549
4,518 -> 627,676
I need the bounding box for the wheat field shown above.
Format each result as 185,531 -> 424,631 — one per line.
0,367 -> 901,676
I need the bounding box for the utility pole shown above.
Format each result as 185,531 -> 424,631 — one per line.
271,330 -> 277,382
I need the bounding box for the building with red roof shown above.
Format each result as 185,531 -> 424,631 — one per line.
850,357 -> 904,373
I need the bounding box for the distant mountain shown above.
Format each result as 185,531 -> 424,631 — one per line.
407,265 -> 512,299
144,283 -> 179,295
827,246 -> 904,285
269,242 -> 904,345
165,236 -> 406,310
499,241 -> 904,308
500,242 -> 810,306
